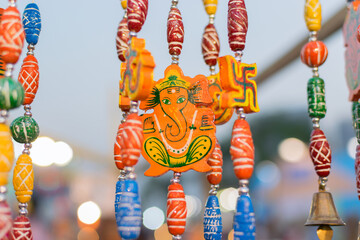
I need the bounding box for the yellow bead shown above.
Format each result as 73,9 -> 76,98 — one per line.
305,0 -> 322,32
203,0 -> 218,16
0,124 -> 14,186
121,0 -> 127,9
13,154 -> 34,203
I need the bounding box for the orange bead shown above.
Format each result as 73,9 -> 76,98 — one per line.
120,113 -> 143,167
207,140 -> 223,185
230,119 -> 254,180
114,122 -> 124,170
301,40 -> 328,68
18,55 -> 39,105
0,7 -> 25,64
167,182 -> 187,236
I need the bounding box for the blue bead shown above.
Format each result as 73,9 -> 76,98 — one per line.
233,195 -> 255,240
23,3 -> 41,45
118,179 -> 142,240
115,180 -> 125,230
203,195 -> 222,240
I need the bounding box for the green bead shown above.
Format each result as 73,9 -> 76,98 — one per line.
0,77 -> 24,110
307,77 -> 326,119
10,116 -> 40,143
354,102 -> 360,140
352,102 -> 359,131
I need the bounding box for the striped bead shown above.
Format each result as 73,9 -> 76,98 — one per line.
230,119 -> 254,180
13,154 -> 34,203
167,182 -> 187,236
127,0 -> 148,33
304,0 -> 321,32
203,195 -> 222,240
116,17 -> 130,62
301,41 -> 328,68
0,77 -> 24,110
167,7 -> 184,56
202,24 -> 220,66
203,0 -> 218,16
0,56 -> 5,77
228,0 -> 248,52
114,122 -> 124,170
233,195 -> 255,240
118,179 -> 141,240
309,129 -> 331,177
10,116 -> 40,144
120,113 -> 143,167
0,201 -> 12,240
0,124 -> 14,186
0,7 -> 25,64
307,77 -> 326,119
207,140 -> 223,185
23,3 -> 41,45
11,215 -> 33,240
18,55 -> 39,105
115,179 -> 125,234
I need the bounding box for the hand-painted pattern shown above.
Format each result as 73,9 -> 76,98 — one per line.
228,0 -> 248,52
202,24 -> 220,66
167,182 -> 187,236
11,215 -> 33,240
0,124 -> 14,186
0,201 -> 12,240
23,3 -> 41,45
301,41 -> 328,68
0,77 -> 24,110
116,17 -> 129,62
309,129 -> 331,177
13,154 -> 34,203
204,195 -> 222,240
207,140 -> 223,185
167,7 -> 184,56
10,116 -> 39,144
114,122 -> 124,170
18,55 -> 39,105
127,0 -> 148,33
115,179 -> 125,235
233,195 -> 256,240
304,0 -> 321,32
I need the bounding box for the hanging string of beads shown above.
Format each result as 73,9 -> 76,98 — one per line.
301,0 -> 345,238
9,2 -> 41,239
0,0 -> 25,239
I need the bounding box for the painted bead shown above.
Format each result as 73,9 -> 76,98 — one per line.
202,24 -> 220,66
0,124 -> 14,186
10,116 -> 40,144
203,0 -> 218,16
309,129 -> 331,177
167,182 -> 187,236
13,154 -> 34,203
121,0 -> 127,9
114,122 -> 124,170
307,77 -> 326,119
207,140 -> 223,185
203,195 -> 222,240
167,7 -> 184,56
11,215 -> 33,240
23,3 -> 41,45
304,0 -> 321,32
233,195 -> 256,240
18,55 -> 39,105
0,56 -> 5,77
119,179 -> 141,240
0,201 -> 12,240
115,179 -> 125,234
228,0 -> 248,52
0,7 -> 25,64
0,77 -> 24,110
230,119 -> 254,180
120,113 -> 143,167
353,101 -> 360,133
116,17 -> 130,62
127,0 -> 148,33
356,145 -> 360,200
301,41 -> 328,68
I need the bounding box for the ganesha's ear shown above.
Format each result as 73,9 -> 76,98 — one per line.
140,87 -> 160,110
189,76 -> 213,107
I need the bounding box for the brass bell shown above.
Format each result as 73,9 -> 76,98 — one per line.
305,191 -> 345,226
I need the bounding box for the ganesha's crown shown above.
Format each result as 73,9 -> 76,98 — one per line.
156,75 -> 190,91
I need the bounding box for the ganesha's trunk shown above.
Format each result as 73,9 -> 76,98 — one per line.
165,111 -> 187,143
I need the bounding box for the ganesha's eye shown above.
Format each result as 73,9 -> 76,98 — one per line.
177,97 -> 186,104
162,99 -> 171,105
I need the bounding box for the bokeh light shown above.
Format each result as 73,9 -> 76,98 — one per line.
278,138 -> 307,163
255,160 -> 281,187
143,206 -> 165,230
347,136 -> 357,159
53,141 -> 73,166
185,195 -> 202,218
219,188 -> 238,212
77,201 -> 101,225
31,136 -> 55,167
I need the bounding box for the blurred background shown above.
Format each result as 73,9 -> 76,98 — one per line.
1,0 -> 358,239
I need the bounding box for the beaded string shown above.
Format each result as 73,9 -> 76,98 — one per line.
0,0 -> 26,239
201,1 -> 223,240
301,0 -> 345,237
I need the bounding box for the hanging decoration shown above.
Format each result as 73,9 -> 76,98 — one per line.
301,0 -> 345,239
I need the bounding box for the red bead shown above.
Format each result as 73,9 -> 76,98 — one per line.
11,215 -> 33,240
18,55 -> 39,105
116,17 -> 130,62
167,182 -> 187,236
114,122 -> 124,170
301,41 -> 328,68
202,24 -> 220,66
357,25 -> 360,43
230,119 -> 254,180
207,140 -> 223,185
0,201 -> 12,240
309,129 -> 331,177
120,113 -> 143,167
356,145 -> 360,200
127,0 -> 148,33
167,7 -> 184,56
228,0 -> 248,52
